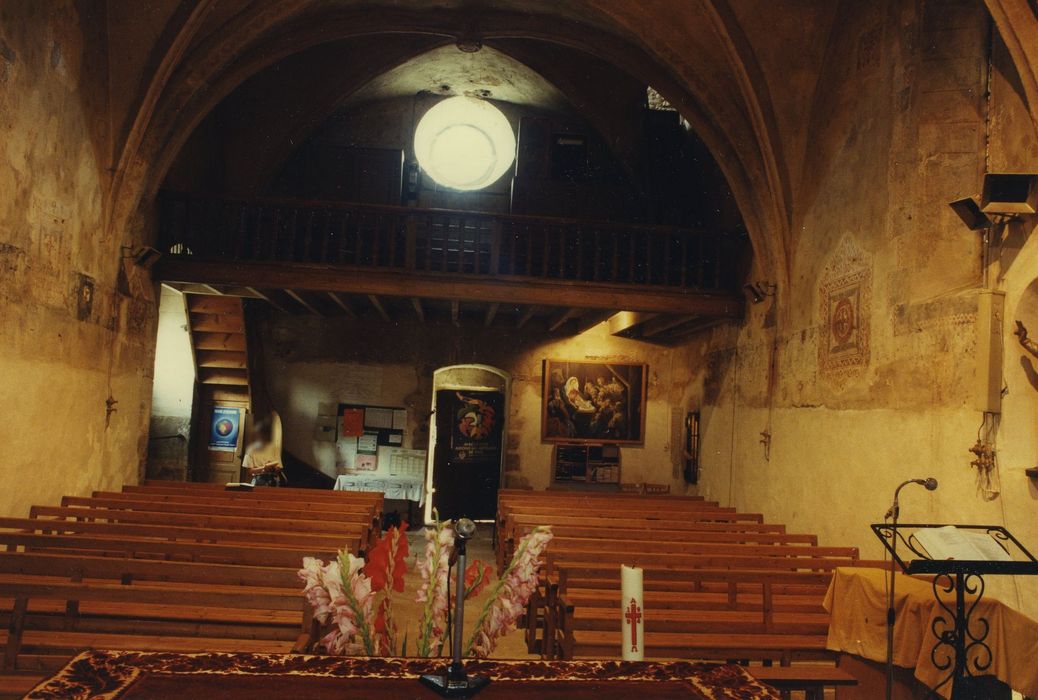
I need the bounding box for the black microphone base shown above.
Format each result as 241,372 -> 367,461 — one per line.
419,664 -> 490,698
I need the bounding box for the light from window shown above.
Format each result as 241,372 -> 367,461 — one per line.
414,96 -> 516,191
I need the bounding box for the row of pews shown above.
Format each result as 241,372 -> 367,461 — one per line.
0,481 -> 381,698
498,489 -> 861,699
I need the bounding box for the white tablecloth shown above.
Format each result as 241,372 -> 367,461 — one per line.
334,473 -> 425,503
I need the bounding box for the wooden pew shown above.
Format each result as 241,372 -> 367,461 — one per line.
497,488 -> 705,503
0,531 -> 335,568
0,516 -> 359,553
548,567 -> 839,663
130,483 -> 381,504
93,490 -> 376,515
63,495 -> 373,523
0,552 -> 309,676
499,513 -> 781,570
0,484 -> 377,692
749,666 -> 858,700
29,506 -> 362,539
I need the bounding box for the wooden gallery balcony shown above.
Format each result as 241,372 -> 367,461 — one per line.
155,194 -> 747,339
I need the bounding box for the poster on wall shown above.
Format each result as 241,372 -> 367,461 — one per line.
542,359 -> 647,445
450,390 -> 504,464
208,406 -> 242,452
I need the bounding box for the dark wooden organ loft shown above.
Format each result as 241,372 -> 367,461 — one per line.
155,194 -> 748,341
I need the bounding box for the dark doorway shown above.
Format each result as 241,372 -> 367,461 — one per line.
431,389 -> 504,520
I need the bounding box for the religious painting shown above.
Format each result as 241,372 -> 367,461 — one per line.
818,237 -> 872,384
541,359 -> 647,445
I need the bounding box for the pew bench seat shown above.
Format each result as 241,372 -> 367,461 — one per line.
748,665 -> 857,700
565,630 -> 833,663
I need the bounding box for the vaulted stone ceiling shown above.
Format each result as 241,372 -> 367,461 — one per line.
346,44 -> 569,110
105,0 -> 1038,310
184,37 -> 647,198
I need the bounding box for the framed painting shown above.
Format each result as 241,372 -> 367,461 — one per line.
542,359 -> 647,445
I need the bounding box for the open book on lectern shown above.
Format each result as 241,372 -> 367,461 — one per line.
911,525 -> 1013,562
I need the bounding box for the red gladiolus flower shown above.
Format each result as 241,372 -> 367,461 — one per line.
464,560 -> 492,599
367,524 -> 409,593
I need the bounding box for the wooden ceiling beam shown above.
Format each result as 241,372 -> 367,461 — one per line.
245,287 -> 292,314
642,314 -> 698,338
157,259 -> 744,318
484,302 -> 499,328
608,311 -> 658,337
284,289 -> 324,315
410,298 -> 425,323
666,318 -> 727,340
326,291 -> 357,317
548,307 -> 582,332
573,310 -> 614,334
516,305 -> 539,329
368,295 -> 391,322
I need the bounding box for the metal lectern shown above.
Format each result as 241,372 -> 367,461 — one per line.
871,523 -> 1038,699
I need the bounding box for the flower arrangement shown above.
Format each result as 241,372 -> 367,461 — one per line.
299,516 -> 551,659
466,525 -> 552,657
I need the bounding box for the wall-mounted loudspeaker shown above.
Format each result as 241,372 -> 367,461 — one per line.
981,173 -> 1038,216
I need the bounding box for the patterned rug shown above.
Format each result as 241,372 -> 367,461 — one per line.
26,651 -> 780,699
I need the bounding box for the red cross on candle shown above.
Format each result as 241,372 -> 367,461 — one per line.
624,597 -> 642,651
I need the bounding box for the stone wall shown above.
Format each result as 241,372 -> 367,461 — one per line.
0,2 -> 156,515
684,0 -> 1038,618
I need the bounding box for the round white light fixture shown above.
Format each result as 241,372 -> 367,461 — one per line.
414,96 -> 516,191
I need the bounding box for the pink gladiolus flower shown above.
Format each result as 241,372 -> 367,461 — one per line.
299,550 -> 377,656
466,526 -> 552,658
415,517 -> 454,657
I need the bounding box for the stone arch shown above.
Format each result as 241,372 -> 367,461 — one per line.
105,1 -> 824,304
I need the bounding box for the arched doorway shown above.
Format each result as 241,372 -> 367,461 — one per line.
425,365 -> 511,523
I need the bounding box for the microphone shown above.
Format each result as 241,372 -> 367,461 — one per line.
884,478 -> 938,519
454,518 -> 477,541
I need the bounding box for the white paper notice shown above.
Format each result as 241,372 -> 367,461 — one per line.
621,564 -> 644,661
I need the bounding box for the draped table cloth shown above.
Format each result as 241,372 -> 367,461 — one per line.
334,473 -> 425,503
25,651 -> 781,700
823,566 -> 1038,698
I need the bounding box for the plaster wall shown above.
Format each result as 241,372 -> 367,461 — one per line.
260,313 -> 692,492
146,287 -> 195,480
0,2 -> 156,515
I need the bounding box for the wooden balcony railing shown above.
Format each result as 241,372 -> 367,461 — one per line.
157,193 -> 747,292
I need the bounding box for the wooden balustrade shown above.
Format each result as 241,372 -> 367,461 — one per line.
158,193 -> 746,293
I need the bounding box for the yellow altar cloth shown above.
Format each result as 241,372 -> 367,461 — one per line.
823,567 -> 1038,698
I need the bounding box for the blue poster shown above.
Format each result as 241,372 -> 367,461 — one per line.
209,406 -> 241,451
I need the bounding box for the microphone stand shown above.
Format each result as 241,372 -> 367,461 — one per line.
420,519 -> 490,698
885,491 -> 901,700
883,478 -> 934,700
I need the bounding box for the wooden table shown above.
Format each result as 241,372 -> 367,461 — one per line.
25,651 -> 780,699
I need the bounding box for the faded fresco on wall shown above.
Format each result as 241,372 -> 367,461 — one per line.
818,236 -> 872,384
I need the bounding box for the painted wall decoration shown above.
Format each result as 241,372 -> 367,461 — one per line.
818,236 -> 872,383
208,406 -> 242,452
542,359 -> 647,444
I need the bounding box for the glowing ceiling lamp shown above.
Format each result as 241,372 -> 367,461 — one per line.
414,96 -> 516,191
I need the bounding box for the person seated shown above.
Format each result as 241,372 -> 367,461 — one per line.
243,413 -> 285,487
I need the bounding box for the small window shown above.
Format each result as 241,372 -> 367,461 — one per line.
647,86 -> 676,112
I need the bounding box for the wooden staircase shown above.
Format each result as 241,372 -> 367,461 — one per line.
184,294 -> 251,483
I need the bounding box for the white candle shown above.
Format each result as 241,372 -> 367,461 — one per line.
621,564 -> 644,661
